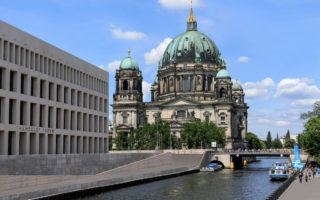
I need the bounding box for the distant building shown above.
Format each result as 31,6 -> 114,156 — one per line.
280,134 -> 298,146
112,7 -> 249,149
0,21 -> 109,155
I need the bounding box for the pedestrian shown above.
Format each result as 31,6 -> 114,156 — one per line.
299,172 -> 303,183
308,170 -> 312,180
305,172 -> 308,182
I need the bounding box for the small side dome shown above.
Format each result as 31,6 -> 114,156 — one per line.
232,80 -> 243,91
120,49 -> 139,70
216,69 -> 230,78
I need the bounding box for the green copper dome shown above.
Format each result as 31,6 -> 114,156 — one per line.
232,80 -> 243,90
161,12 -> 221,66
216,69 -> 231,78
120,50 -> 139,70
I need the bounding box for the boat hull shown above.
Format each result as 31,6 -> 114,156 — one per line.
269,174 -> 289,180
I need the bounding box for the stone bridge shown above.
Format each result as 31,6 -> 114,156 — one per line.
205,149 -> 309,169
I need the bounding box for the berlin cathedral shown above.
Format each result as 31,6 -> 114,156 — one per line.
112,6 -> 249,149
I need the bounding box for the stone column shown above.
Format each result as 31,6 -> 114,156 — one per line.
84,136 -> 89,154
79,136 -> 83,154
52,134 -> 56,154
95,137 -> 99,153
0,39 -> 3,60
44,133 -> 48,154
101,137 -> 105,153
205,76 -> 208,92
26,132 -> 30,155
14,132 -> 19,155
15,100 -> 20,126
90,137 -> 94,154
4,98 -> 9,124
58,134 -> 63,154
5,69 -> 10,93
73,136 -> 77,154
65,135 -> 70,154
35,132 -> 39,154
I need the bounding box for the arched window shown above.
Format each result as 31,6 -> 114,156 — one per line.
219,88 -> 227,98
123,80 -> 129,91
220,116 -> 226,124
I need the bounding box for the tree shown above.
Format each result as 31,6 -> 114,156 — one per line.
181,120 -> 226,149
266,131 -> 273,149
132,120 -> 179,150
115,132 -> 132,150
300,116 -> 320,156
246,132 -> 262,149
300,101 -> 320,119
284,130 -> 295,149
299,101 -> 320,162
272,133 -> 283,149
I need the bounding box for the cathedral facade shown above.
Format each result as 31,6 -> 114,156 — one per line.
112,8 -> 249,149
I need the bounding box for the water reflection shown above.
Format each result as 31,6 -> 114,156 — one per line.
78,157 -> 287,200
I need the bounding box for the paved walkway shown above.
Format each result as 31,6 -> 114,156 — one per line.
279,176 -> 320,200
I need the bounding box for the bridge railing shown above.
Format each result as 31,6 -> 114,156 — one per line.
216,149 -> 294,155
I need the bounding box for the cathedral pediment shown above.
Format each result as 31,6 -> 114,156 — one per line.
161,97 -> 200,107
116,124 -> 133,130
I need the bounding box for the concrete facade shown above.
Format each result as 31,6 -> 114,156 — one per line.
0,20 -> 109,155
0,153 -> 155,175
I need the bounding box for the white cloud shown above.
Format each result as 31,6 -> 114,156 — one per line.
291,98 -> 320,107
110,25 -> 146,40
142,81 -> 152,101
99,60 -> 121,73
275,120 -> 290,127
237,56 -> 249,63
253,116 -> 289,127
144,37 -> 172,65
256,118 -> 272,124
276,78 -> 320,99
158,0 -> 202,9
243,77 -> 275,98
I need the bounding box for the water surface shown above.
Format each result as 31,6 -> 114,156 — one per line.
78,157 -> 287,200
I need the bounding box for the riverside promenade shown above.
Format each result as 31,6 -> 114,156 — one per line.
279,176 -> 320,200
0,152 -> 204,200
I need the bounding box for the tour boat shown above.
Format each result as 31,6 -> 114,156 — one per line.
200,163 -> 223,172
269,162 -> 290,180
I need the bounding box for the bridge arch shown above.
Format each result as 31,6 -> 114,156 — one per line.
208,160 -> 225,169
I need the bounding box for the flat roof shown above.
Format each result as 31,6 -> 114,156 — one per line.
0,20 -> 108,81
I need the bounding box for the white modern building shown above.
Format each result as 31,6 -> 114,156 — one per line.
0,20 -> 109,155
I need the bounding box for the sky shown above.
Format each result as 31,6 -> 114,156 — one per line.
1,0 -> 320,139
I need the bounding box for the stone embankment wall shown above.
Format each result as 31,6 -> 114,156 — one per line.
0,152 -> 203,200
0,153 -> 156,175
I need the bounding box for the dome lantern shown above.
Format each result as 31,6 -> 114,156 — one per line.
187,0 -> 197,31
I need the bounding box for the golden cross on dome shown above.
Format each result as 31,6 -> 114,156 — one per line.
188,0 -> 196,23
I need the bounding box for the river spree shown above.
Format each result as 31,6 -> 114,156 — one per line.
79,157 -> 288,200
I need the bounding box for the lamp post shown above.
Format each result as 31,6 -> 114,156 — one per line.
156,118 -> 159,150
170,132 -> 172,150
